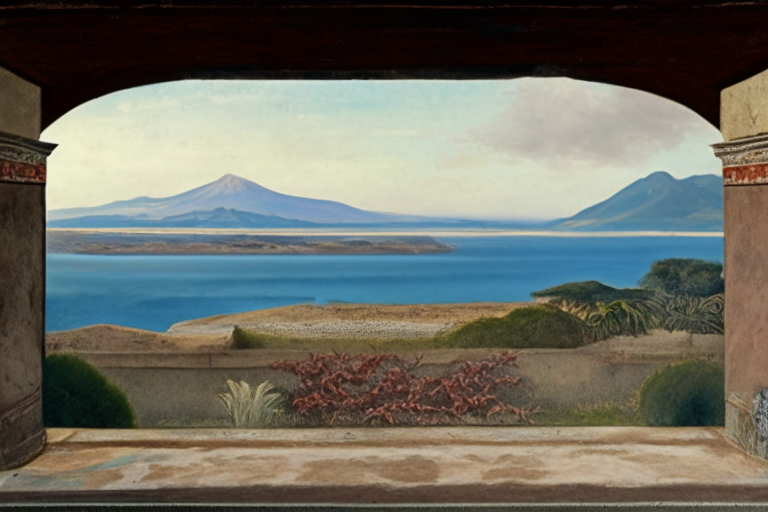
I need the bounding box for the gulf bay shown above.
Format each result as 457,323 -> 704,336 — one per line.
46,235 -> 724,333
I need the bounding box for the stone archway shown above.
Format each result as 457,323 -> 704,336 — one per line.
4,0 -> 768,469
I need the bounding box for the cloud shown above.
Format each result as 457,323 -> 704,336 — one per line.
471,78 -> 718,168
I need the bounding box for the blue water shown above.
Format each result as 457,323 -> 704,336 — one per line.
45,236 -> 724,333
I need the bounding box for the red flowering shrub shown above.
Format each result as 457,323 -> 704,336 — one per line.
270,351 -> 536,426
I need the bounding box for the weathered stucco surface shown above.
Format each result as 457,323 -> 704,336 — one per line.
0,427 -> 767,503
724,185 -> 768,396
0,182 -> 45,469
0,68 -> 40,140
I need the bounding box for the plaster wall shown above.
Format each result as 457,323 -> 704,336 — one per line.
721,70 -> 768,398
0,67 -> 45,470
719,70 -> 768,450
0,68 -> 40,139
0,183 -> 45,468
722,68 -> 768,141
724,186 -> 768,396
79,334 -> 724,428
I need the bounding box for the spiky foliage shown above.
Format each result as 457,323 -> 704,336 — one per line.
658,293 -> 724,334
551,299 -> 661,342
218,380 -> 283,428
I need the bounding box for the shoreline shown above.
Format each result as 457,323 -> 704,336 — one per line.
46,227 -> 724,238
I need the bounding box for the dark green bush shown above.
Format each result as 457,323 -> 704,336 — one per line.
531,280 -> 656,303
639,359 -> 724,426
439,306 -> 588,349
231,325 -> 266,349
43,354 -> 135,428
639,258 -> 724,297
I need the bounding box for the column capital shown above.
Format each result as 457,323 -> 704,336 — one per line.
713,133 -> 768,186
0,131 -> 56,184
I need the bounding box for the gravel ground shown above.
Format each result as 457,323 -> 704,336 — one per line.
167,320 -> 454,339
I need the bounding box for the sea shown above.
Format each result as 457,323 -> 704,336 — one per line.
45,235 -> 724,333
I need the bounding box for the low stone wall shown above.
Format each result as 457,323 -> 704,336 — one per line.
78,331 -> 724,428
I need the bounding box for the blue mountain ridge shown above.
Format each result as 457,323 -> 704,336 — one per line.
550,171 -> 723,231
48,171 -> 723,231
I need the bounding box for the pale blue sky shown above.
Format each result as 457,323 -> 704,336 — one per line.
42,78 -> 722,219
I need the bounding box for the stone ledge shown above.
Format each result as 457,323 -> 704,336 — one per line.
1,427 -> 767,505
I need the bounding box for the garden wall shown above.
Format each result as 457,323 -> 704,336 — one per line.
77,331 -> 724,428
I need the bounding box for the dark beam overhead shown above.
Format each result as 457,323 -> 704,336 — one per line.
1,1 -> 766,128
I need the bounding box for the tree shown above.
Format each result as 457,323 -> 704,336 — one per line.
638,258 -> 723,297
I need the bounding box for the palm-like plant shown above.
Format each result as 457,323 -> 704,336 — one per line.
585,300 -> 660,340
659,293 -> 724,334
218,380 -> 283,428
552,298 -> 661,342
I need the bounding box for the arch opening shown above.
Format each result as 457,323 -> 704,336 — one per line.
40,77 -> 725,429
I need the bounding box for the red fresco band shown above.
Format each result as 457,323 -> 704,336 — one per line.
0,131 -> 56,185
0,158 -> 46,184
713,133 -> 768,186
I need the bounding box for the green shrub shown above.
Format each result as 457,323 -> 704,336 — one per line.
639,359 -> 724,426
231,326 -> 266,349
439,306 -> 588,349
639,258 -> 724,297
43,354 -> 135,428
531,280 -> 656,303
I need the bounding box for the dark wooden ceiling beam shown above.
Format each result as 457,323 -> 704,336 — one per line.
0,1 -> 766,128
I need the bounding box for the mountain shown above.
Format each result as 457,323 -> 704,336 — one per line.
48,174 -> 418,225
48,171 -> 724,231
551,171 -> 723,231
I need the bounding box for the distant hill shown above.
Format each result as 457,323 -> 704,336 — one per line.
531,281 -> 656,303
48,174 -> 419,225
551,172 -> 722,231
48,171 -> 723,231
48,207 -> 319,229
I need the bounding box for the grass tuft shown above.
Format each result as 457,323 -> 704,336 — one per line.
218,379 -> 284,428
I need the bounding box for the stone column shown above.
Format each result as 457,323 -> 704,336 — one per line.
714,68 -> 768,456
0,68 -> 55,470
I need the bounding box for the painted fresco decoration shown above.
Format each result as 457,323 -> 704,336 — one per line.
40,79 -> 726,429
713,133 -> 768,185
0,132 -> 56,184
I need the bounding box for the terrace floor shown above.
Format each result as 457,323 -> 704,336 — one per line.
1,427 -> 768,506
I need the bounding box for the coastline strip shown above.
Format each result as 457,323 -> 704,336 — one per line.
45,228 -> 724,238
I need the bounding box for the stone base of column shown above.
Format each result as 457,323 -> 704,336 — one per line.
0,390 -> 46,470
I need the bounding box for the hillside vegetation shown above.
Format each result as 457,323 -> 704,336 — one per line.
445,258 -> 725,350
531,281 -> 655,303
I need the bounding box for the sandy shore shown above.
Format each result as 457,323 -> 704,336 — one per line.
45,324 -> 229,353
47,302 -> 529,352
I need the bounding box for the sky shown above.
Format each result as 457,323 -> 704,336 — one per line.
42,78 -> 723,220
